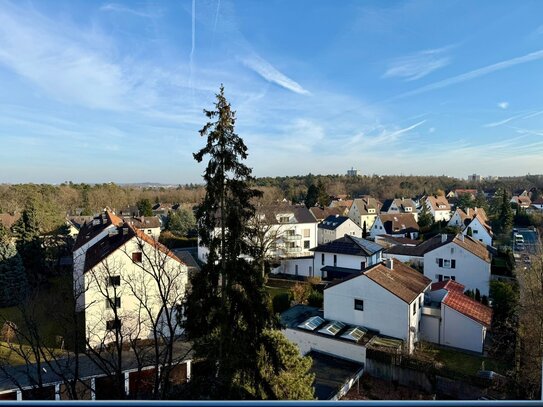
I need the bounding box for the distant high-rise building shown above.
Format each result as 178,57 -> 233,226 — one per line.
467,174 -> 482,182
347,167 -> 359,177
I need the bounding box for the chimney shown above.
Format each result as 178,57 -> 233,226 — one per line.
386,258 -> 394,270
335,214 -> 339,218
459,233 -> 464,242
466,208 -> 470,216
441,234 -> 448,243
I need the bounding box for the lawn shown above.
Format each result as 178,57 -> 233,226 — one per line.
417,344 -> 509,378
0,274 -> 84,356
265,285 -> 290,299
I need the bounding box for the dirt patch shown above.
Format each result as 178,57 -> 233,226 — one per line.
342,373 -> 435,400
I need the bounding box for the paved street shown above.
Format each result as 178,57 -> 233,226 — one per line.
514,228 -> 541,255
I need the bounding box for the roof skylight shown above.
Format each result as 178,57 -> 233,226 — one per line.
318,320 -> 346,336
340,326 -> 367,342
297,316 -> 325,331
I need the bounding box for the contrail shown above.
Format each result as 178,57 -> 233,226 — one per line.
189,0 -> 196,98
213,0 -> 221,34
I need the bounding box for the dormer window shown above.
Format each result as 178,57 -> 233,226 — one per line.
368,208 -> 375,214
405,207 -> 412,212
278,215 -> 291,223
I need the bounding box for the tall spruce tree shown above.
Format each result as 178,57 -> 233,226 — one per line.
0,225 -> 27,306
185,86 -> 296,399
12,200 -> 45,283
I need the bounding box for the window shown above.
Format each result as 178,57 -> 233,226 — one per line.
279,216 -> 289,223
295,265 -> 298,275
107,276 -> 120,287
437,258 -> 443,267
106,318 -> 121,331
451,276 -> 456,281
333,255 -> 337,267
451,259 -> 456,269
419,296 -> 422,308
132,252 -> 142,263
354,299 -> 364,311
473,229 -> 478,234
304,240 -> 310,249
321,253 -> 325,265
443,259 -> 451,268
450,247 -> 454,254
360,261 -> 366,270
436,274 -> 443,282
303,229 -> 310,238
412,303 -> 416,315
147,229 -> 152,234
106,297 -> 121,309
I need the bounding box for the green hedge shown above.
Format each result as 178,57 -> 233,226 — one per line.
158,232 -> 198,249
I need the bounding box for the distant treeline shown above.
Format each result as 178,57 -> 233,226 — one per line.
1,174 -> 542,233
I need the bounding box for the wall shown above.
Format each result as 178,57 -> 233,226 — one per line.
441,305 -> 485,354
424,241 -> 490,296
420,312 -> 440,344
84,237 -> 188,348
276,257 -> 314,277
324,276 -> 409,342
463,218 -> 492,247
283,328 -> 366,364
365,357 -> 434,393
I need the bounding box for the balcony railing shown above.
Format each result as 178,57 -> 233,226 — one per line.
284,246 -> 302,253
283,234 -> 302,241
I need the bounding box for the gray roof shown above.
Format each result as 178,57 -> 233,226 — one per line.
309,351 -> 363,400
318,215 -> 351,231
312,235 -> 383,257
256,204 -> 318,225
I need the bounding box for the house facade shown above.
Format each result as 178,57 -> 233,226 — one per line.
318,215 -> 362,245
425,195 -> 451,222
421,280 -> 492,353
369,213 -> 419,240
311,235 -> 383,280
324,259 -> 431,353
348,196 -> 382,230
73,211 -> 188,349
423,234 -> 491,296
380,198 -> 419,221
447,208 -> 493,246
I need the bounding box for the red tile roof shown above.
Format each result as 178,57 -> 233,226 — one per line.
431,280 -> 465,292
443,292 -> 493,327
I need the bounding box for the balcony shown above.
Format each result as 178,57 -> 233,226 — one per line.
283,234 -> 302,241
284,246 -> 302,253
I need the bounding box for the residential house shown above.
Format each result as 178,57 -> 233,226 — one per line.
199,204 -> 319,277
424,195 -> 451,222
510,195 -> 532,209
380,198 -> 419,221
310,206 -> 346,222
421,280 -> 492,353
117,205 -> 140,217
122,215 -> 162,239
324,259 -> 432,353
383,234 -> 447,268
532,197 -> 543,211
348,196 -> 382,230
369,213 -> 419,240
311,235 -> 383,280
446,189 -> 477,200
448,207 -> 493,246
318,215 -> 362,245
73,211 -> 188,348
423,234 -> 491,296
66,216 -> 94,237
329,199 -> 353,215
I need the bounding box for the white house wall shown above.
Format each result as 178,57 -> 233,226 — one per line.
441,304 -> 486,353
84,238 -> 188,349
420,313 -> 440,344
423,242 -> 490,296
274,257 -> 315,277
318,219 -> 361,245
283,328 -> 366,364
315,251 -> 380,278
464,218 -> 492,246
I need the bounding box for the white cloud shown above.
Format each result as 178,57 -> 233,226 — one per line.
498,101 -> 509,109
99,3 -> 157,18
242,54 -> 310,95
392,48 -> 543,100
383,47 -> 451,81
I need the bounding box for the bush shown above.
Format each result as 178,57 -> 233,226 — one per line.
290,283 -> 312,305
272,293 -> 291,314
307,290 -> 323,308
158,231 -> 197,249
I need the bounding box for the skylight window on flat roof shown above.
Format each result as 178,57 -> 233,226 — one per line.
318,320 -> 346,336
341,326 -> 367,342
297,316 -> 325,331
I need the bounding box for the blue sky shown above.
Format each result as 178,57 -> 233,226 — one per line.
1,0 -> 543,184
